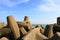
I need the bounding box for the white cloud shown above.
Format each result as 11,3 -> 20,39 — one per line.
37,5 -> 49,11
0,0 -> 29,7
32,0 -> 60,24
36,0 -> 60,12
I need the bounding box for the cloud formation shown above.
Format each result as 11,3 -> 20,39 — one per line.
0,0 -> 29,7
37,0 -> 60,12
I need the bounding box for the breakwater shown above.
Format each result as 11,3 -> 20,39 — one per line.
0,16 -> 60,40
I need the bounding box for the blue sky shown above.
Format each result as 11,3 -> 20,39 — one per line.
0,0 -> 60,24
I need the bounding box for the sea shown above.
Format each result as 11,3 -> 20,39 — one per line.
32,24 -> 47,28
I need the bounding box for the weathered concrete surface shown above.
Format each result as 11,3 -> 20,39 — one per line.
0,28 -> 11,35
25,23 -> 34,31
20,27 -> 27,36
17,21 -> 26,27
36,32 -> 48,40
22,28 -> 48,40
7,16 -> 20,40
53,24 -> 60,34
0,37 -> 9,40
48,32 -> 60,40
17,21 -> 32,32
24,16 -> 30,22
24,16 -> 34,30
0,23 -> 6,29
44,24 -> 54,38
57,17 -> 60,25
36,25 -> 44,34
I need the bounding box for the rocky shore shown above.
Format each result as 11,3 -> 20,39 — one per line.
0,16 -> 60,40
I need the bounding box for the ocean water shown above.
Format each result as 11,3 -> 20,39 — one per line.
32,24 -> 47,28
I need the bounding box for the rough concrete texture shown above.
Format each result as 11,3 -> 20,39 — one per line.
20,27 -> 27,36
53,24 -> 60,34
24,16 -> 34,30
17,21 -> 33,32
0,37 -> 9,40
36,25 -> 44,34
44,24 -> 54,38
25,23 -> 33,31
7,16 -> 20,40
24,16 -> 29,21
36,32 -> 48,40
22,28 -> 48,40
48,32 -> 60,40
17,21 -> 27,27
57,17 -> 60,25
0,23 -> 6,29
0,28 -> 11,35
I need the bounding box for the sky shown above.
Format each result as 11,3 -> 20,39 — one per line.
0,0 -> 60,24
